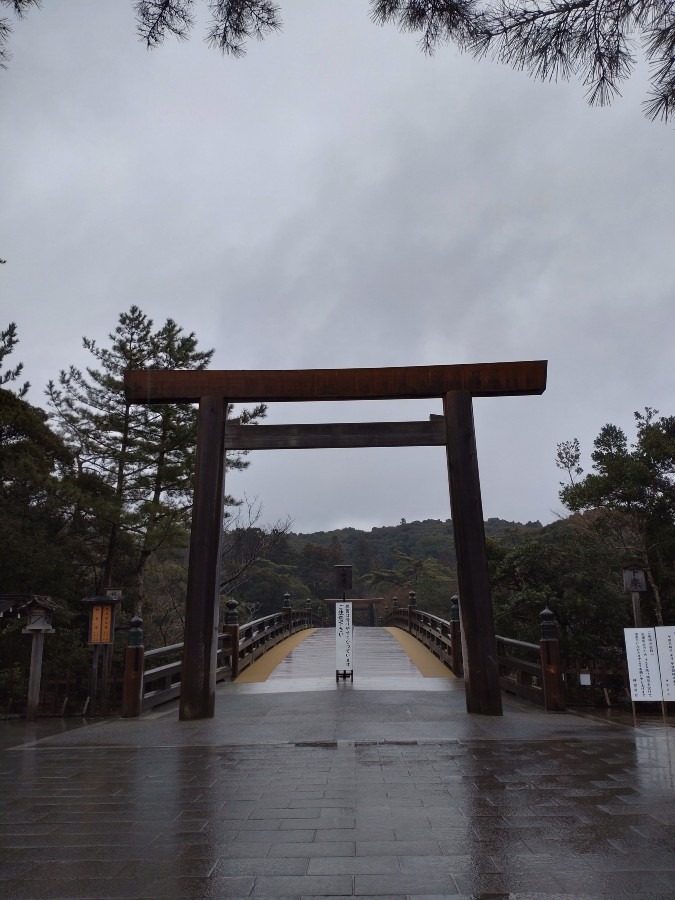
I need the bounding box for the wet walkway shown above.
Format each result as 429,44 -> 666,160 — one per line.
1,629 -> 674,898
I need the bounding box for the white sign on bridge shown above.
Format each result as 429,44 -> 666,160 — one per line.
336,602 -> 353,679
655,626 -> 675,702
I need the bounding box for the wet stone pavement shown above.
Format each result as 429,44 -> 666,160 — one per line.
1,729 -> 674,899
1,630 -> 674,899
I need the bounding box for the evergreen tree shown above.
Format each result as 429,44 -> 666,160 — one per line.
0,386 -> 73,594
46,306 -> 266,610
0,322 -> 29,397
488,527 -> 627,660
557,409 -> 675,625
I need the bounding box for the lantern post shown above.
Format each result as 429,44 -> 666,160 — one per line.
22,597 -> 56,721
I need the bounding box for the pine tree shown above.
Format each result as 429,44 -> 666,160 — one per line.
0,322 -> 29,397
557,409 -> 675,626
46,306 -> 266,609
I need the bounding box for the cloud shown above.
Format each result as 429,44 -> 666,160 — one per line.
1,0 -> 673,532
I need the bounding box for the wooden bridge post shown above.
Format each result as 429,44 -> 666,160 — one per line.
540,607 -> 566,711
449,595 -> 463,677
444,390 -> 502,715
121,616 -> 144,718
222,598 -> 240,681
179,396 -> 227,721
407,591 -> 416,633
283,593 -> 292,635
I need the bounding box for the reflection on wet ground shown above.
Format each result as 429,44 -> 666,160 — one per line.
1,734 -> 674,898
1,626 -> 674,897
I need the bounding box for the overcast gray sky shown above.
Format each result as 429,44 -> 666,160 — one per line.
2,1 -> 673,534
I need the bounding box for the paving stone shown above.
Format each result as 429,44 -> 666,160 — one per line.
233,827 -> 316,841
355,872 -> 461,894
399,854 -> 501,874
267,840 -> 355,857
212,856 -> 308,875
250,874 -> 353,895
319,827 -> 396,842
0,876 -> 155,898
356,839 -> 444,856
140,875 -> 254,898
307,855 -> 400,874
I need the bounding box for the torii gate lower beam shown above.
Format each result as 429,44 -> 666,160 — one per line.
125,361 -> 547,720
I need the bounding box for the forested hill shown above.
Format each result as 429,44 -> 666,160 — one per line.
228,515 -> 546,624
287,517 -> 544,572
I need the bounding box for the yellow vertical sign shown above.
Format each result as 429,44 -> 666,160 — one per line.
101,605 -> 113,644
90,605 -> 102,643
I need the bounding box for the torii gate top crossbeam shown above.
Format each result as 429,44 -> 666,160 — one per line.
124,360 -> 547,404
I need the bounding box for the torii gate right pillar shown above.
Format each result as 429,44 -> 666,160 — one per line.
444,390 -> 503,715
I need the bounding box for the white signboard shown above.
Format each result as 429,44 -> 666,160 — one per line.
336,602 -> 353,672
655,626 -> 675,702
624,628 -> 663,701
623,566 -> 647,592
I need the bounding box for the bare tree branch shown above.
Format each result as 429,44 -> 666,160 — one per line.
219,496 -> 292,593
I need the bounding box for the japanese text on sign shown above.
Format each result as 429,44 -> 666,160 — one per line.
624,628 -> 663,701
623,567 -> 647,592
654,626 -> 675,702
336,602 -> 353,672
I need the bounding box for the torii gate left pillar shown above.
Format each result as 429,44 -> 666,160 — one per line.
125,361 -> 547,720
180,395 -> 227,720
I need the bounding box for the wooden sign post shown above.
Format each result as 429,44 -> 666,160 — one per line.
336,602 -> 354,682
81,594 -> 120,715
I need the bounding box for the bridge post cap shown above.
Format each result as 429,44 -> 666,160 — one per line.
450,594 -> 460,622
283,593 -> 291,608
225,597 -> 240,625
540,606 -> 558,639
128,615 -> 144,647
392,596 -> 398,608
408,591 -> 417,606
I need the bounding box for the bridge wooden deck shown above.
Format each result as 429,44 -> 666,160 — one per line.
269,627 -> 427,681
231,626 -> 458,694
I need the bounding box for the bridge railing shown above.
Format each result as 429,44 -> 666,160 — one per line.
384,606 -> 464,677
384,603 -> 565,711
123,608 -> 319,715
123,601 -> 565,716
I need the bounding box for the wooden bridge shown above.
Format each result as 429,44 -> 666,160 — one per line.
123,602 -> 566,717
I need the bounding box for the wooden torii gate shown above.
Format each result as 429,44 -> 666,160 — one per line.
124,360 -> 547,721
